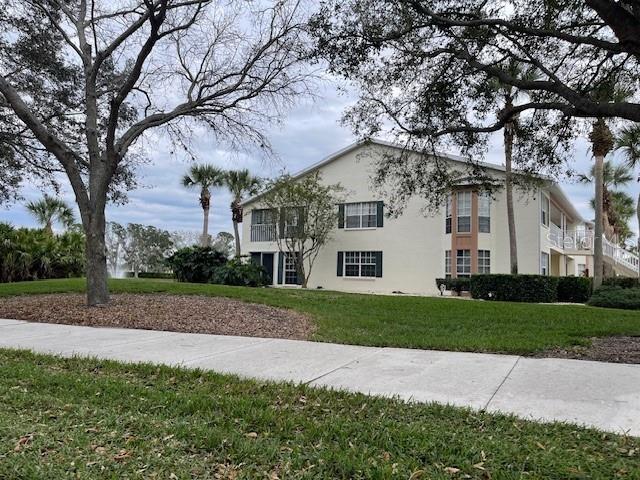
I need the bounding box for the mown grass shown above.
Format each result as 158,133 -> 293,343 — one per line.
2,278 -> 640,354
0,349 -> 637,479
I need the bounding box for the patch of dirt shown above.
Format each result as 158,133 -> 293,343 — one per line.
0,294 -> 314,340
535,336 -> 640,364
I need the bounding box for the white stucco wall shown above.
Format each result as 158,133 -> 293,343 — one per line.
241,142 -> 589,295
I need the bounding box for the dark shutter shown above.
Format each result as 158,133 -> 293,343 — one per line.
337,251 -> 344,276
277,252 -> 284,284
338,204 -> 345,228
375,251 -> 383,277
297,206 -> 305,237
278,207 -> 285,237
376,201 -> 384,228
296,251 -> 303,285
250,252 -> 261,265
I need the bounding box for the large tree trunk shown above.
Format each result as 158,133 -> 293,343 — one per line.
233,220 -> 241,257
85,211 -> 109,306
504,121 -> 518,275
44,221 -> 53,236
201,206 -> 210,247
593,153 -> 605,289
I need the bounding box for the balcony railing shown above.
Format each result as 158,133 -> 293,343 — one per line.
548,224 -> 639,273
549,224 -> 593,251
250,224 -> 276,242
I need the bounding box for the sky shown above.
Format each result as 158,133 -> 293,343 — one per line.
1,81 -> 638,239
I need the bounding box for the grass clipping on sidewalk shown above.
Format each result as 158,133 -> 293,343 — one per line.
0,349 -> 637,479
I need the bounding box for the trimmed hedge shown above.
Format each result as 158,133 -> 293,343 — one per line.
557,276 -> 592,303
469,274 -> 559,303
602,277 -> 640,289
588,286 -> 640,310
124,272 -> 174,279
435,277 -> 470,294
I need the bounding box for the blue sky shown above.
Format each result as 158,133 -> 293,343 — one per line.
1,82 -> 638,239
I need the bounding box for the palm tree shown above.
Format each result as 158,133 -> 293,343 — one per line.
182,164 -> 226,247
224,169 -> 262,257
26,195 -> 75,235
616,124 -> 640,257
579,160 -> 634,242
587,81 -> 632,288
490,62 -> 539,274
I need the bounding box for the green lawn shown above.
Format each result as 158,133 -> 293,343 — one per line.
2,278 -> 640,354
0,349 -> 637,479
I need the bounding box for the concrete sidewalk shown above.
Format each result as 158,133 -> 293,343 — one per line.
1,318 -> 639,436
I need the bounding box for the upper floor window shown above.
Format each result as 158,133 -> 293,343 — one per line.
541,195 -> 550,227
445,195 -> 452,234
478,250 -> 490,274
283,207 -> 302,238
345,202 -> 377,229
456,249 -> 471,277
478,193 -> 490,233
251,208 -> 275,225
457,191 -> 471,233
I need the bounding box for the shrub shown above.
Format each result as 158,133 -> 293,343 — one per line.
470,274 -> 558,303
0,224 -> 85,283
165,247 -> 227,283
588,286 -> 640,310
602,277 -> 640,289
212,258 -> 269,287
124,272 -> 174,280
435,277 -> 470,295
557,276 -> 592,303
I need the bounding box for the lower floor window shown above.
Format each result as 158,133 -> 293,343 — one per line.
578,263 -> 587,276
478,250 -> 490,274
541,252 -> 549,276
284,252 -> 298,284
456,249 -> 471,277
345,251 -> 377,277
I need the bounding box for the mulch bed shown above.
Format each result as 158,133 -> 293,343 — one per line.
535,336 -> 640,364
0,294 -> 314,340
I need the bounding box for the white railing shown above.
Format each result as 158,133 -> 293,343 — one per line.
549,225 -> 593,251
548,226 -> 639,274
603,236 -> 640,273
250,224 -> 276,242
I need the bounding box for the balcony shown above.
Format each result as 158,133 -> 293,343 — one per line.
549,224 -> 593,252
548,224 -> 640,274
250,224 -> 276,242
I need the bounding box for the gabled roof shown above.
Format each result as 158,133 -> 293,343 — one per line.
242,138 -> 586,223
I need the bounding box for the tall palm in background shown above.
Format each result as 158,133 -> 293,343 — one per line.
225,169 -> 262,257
587,81 -> 632,287
616,124 -> 640,257
490,62 -> 539,274
182,165 -> 226,247
26,194 -> 75,235
579,160 -> 634,243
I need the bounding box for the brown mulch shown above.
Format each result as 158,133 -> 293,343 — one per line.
0,294 -> 315,340
535,336 -> 640,364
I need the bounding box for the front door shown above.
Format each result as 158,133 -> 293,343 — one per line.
261,253 -> 274,284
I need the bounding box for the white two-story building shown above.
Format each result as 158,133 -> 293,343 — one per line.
241,139 -> 638,295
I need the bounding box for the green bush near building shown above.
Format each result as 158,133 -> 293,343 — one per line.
557,276 -> 593,303
588,286 -> 640,310
469,274 -> 559,303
